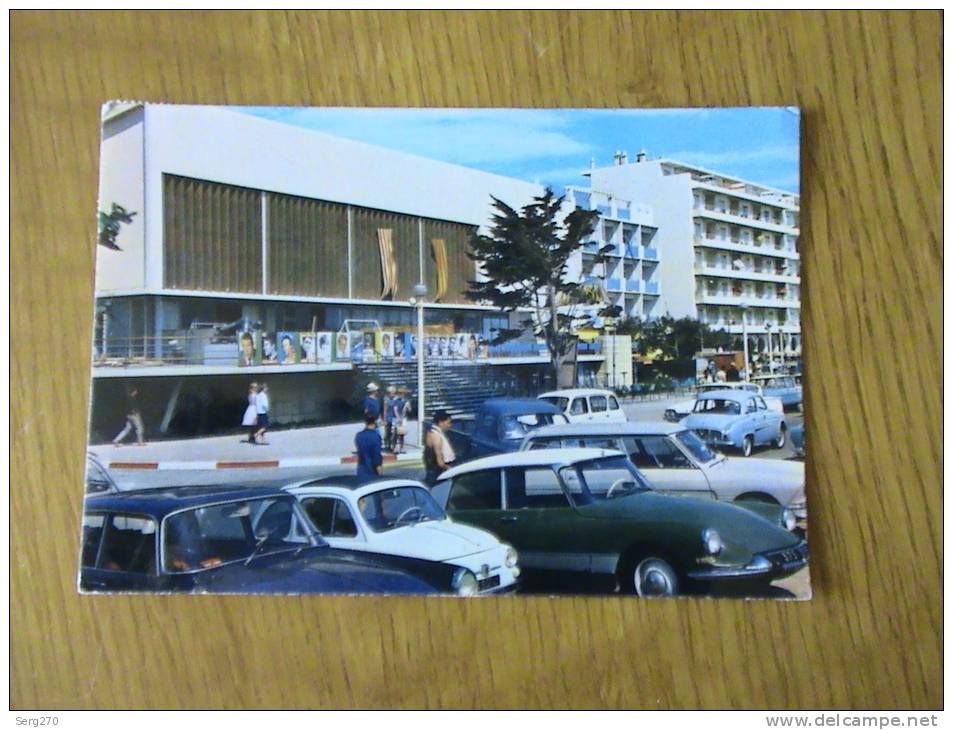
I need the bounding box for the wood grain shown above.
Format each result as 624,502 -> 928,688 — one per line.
10,10 -> 941,709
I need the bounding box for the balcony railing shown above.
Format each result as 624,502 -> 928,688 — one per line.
643,247 -> 659,260
694,236 -> 799,259
644,281 -> 660,295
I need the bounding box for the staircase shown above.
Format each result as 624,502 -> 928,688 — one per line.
353,361 -> 539,419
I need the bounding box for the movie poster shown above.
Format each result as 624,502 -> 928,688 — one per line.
377,331 -> 395,359
315,332 -> 333,364
350,331 -> 365,361
236,331 -> 261,367
426,334 -> 437,359
277,332 -> 299,364
362,332 -> 376,362
299,332 -> 317,363
335,332 -> 351,361
261,333 -> 279,364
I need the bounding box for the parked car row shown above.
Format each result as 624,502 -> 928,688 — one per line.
82,445 -> 807,598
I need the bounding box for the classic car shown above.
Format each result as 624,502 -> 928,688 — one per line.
86,452 -> 119,494
283,475 -> 519,595
750,374 -> 803,410
537,388 -> 628,424
446,398 -> 568,462
683,391 -> 788,457
664,383 -> 784,422
80,486 -> 440,594
431,449 -> 808,597
520,421 -> 806,530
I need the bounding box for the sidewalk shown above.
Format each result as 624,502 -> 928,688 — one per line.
91,419 -> 424,471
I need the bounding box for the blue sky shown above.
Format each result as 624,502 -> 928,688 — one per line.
236,107 -> 800,194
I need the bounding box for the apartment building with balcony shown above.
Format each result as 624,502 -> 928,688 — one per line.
92,104 -> 606,439
563,186 -> 661,322
584,152 -> 801,356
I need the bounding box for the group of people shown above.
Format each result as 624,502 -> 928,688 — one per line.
241,382 -> 271,445
354,382 -> 457,486
701,359 -> 743,384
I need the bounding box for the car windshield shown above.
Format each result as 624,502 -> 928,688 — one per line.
162,497 -> 320,573
502,413 -> 567,440
674,430 -> 720,463
358,486 -> 445,532
693,398 -> 741,415
698,384 -> 729,393
539,396 -> 569,411
558,456 -> 650,506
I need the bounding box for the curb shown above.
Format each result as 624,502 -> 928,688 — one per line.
104,451 -> 423,471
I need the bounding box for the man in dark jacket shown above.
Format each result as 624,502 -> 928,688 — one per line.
355,415 -> 383,480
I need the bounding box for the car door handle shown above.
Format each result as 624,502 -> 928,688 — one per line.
500,515 -> 520,523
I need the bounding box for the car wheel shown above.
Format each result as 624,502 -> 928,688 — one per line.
741,435 -> 754,457
631,557 -> 679,598
773,424 -> 787,449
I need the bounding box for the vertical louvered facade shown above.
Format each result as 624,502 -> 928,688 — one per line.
267,194 -> 349,298
424,218 -> 476,304
163,175 -> 262,293
162,174 -> 477,303
350,207 -> 420,300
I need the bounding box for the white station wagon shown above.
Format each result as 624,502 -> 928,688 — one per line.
538,388 -> 628,424
283,476 -> 520,596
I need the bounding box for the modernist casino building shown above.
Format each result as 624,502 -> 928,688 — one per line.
90,104 -> 800,440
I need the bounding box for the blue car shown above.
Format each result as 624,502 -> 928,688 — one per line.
446,398 -> 568,462
683,391 -> 788,457
750,374 -> 803,411
80,486 -> 441,594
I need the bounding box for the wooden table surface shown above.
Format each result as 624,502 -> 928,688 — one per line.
11,10 -> 942,709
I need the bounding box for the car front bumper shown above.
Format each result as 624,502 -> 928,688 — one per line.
687,541 -> 809,582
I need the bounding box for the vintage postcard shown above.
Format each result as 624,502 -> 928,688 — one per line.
82,105 -> 808,598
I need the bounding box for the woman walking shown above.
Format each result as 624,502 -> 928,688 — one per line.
254,382 -> 271,445
241,383 -> 258,443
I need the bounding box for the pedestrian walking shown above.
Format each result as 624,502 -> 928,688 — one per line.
715,367 -> 727,383
423,410 -> 456,487
241,382 -> 258,443
383,385 -> 398,452
355,415 -> 383,480
254,382 -> 270,444
112,386 -> 146,446
393,387 -> 411,454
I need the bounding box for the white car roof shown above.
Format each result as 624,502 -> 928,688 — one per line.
283,475 -> 426,500
538,388 -> 615,399
439,447 -> 622,481
525,421 -> 684,440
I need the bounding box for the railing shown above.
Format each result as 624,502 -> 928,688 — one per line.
597,204 -> 612,216
606,278 -> 623,291
644,281 -> 659,295
616,208 -> 630,220
643,247 -> 659,260
91,331 -> 571,370
626,280 -> 642,293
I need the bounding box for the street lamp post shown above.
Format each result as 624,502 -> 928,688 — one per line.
765,322 -> 774,373
411,283 -> 428,447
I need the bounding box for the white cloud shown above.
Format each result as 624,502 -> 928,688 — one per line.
237,107 -> 592,166
665,144 -> 800,168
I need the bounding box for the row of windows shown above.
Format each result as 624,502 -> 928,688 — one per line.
163,175 -> 477,303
